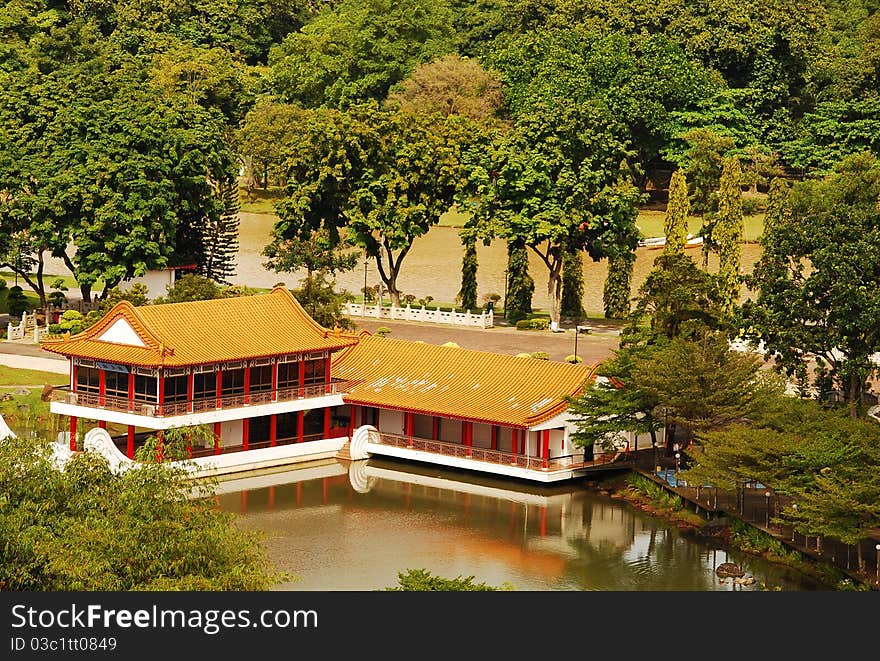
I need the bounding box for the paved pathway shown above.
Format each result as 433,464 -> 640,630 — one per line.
353,318 -> 620,364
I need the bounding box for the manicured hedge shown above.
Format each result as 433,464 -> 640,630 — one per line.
515,318 -> 550,330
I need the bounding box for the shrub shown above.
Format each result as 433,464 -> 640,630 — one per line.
376,326 -> 392,337
0,277 -> 6,289
530,351 -> 549,360
741,196 -> 764,215
48,324 -> 62,335
7,285 -> 30,318
59,309 -> 84,335
565,354 -> 583,364
515,318 -> 550,330
47,291 -> 67,307
514,352 -> 531,358
506,310 -> 527,325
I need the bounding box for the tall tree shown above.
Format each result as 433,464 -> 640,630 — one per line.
504,238 -> 534,321
663,169 -> 690,257
198,178 -> 240,285
603,250 -> 635,320
743,153 -> 880,418
561,249 -> 586,321
458,234 -> 478,310
469,101 -> 642,326
714,155 -> 744,318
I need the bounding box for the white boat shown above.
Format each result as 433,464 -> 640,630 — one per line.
638,234 -> 704,249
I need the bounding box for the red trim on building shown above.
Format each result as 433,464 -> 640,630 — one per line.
242,418 -> 249,451
157,373 -> 165,416
325,354 -> 332,394
128,371 -> 135,412
271,361 -> 278,402
98,369 -> 106,407
69,416 -> 77,451
297,411 -> 304,443
542,430 -> 550,468
127,425 -> 135,459
323,408 -> 331,439
187,371 -> 194,413
213,422 -> 221,454
491,425 -> 498,450
270,414 -> 277,447
432,416 -> 440,440
98,420 -> 106,429
215,370 -> 223,409
244,366 -> 251,405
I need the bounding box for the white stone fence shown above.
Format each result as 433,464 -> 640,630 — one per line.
5,311 -> 49,342
346,303 -> 494,329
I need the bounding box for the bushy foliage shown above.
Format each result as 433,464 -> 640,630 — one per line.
384,568 -> 510,591
0,436 -> 278,590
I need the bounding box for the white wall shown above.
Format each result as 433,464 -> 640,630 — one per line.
219,419 -> 242,447
119,270 -> 175,299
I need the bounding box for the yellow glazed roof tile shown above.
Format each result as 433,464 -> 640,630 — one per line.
332,335 -> 597,428
41,287 -> 356,367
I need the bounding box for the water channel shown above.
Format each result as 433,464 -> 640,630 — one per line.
215,458 -> 826,591
236,213 -> 762,315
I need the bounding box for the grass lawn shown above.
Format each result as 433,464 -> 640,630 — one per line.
635,210 -> 765,242
239,186 -> 284,215
0,366 -> 66,387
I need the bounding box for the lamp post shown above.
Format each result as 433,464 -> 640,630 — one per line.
791,503 -> 797,542
765,491 -> 771,527
875,544 -> 880,582
502,268 -> 508,319
573,326 -> 578,361
674,452 -> 680,487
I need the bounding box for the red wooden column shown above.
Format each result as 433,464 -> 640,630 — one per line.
243,366 -> 251,405
242,419 -> 250,451
127,371 -> 135,412
271,360 -> 279,402
323,408 -> 331,438
213,422 -> 222,455
157,371 -> 165,416
98,369 -> 106,407
298,358 -> 305,398
69,416 -> 77,451
98,420 -> 106,429
297,410 -> 304,442
542,429 -> 550,469
404,412 -> 414,437
347,405 -> 356,437
215,369 -> 223,409
126,425 -> 135,459
187,371 -> 194,413
491,425 -> 498,450
270,414 -> 277,447
463,421 -> 473,456
432,416 -> 440,440
324,353 -> 332,394
510,429 -> 519,464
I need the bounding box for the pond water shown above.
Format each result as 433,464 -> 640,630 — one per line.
237,213 -> 762,315
215,458 -> 826,591
38,211 -> 761,315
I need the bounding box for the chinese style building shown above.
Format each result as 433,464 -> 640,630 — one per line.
42,287 -> 633,482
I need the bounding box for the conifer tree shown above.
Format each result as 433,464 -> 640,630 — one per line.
603,250 -> 635,319
663,169 -> 690,257
714,156 -> 743,317
200,178 -> 240,285
561,250 -> 586,320
505,238 -> 534,322
458,235 -> 478,310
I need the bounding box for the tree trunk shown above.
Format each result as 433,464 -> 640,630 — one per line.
546,251 -> 563,326
848,371 -> 859,419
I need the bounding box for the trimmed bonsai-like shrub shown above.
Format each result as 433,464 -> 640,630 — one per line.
515,318 -> 550,331
376,326 -> 392,337
530,351 -> 549,360
565,354 -> 583,364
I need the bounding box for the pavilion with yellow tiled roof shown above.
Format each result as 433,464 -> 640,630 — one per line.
43,287 -> 358,458
42,288 -> 605,479
332,334 -> 598,469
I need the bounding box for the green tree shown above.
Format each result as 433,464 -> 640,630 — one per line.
384,568 -> 509,591
603,250 -> 635,320
264,228 -> 360,278
504,237 -> 534,322
199,177 -> 240,285
744,153 -> 880,417
236,101 -> 305,189
291,274 -> 355,330
561,250 -> 586,321
714,155 -> 744,318
679,128 -> 734,216
269,0 -> 455,108
663,169 -> 690,257
100,284 -> 150,313
0,435 -> 277,590
469,101 -> 642,326
631,331 -> 781,441
632,253 -> 726,340
458,234 -> 478,310
158,273 -> 223,303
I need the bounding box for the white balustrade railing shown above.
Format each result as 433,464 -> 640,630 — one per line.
5,311 -> 50,343
346,303 -> 493,329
